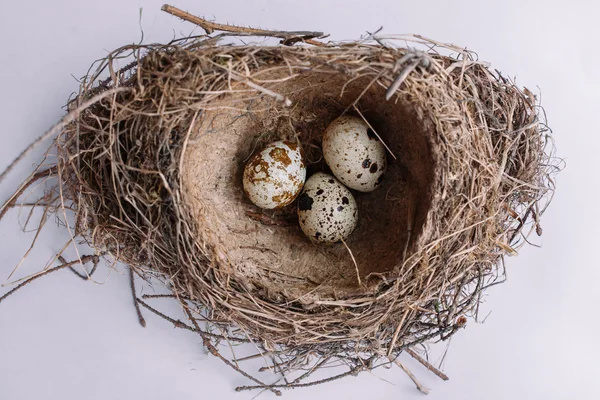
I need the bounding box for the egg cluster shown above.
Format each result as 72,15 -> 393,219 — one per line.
243,115 -> 387,244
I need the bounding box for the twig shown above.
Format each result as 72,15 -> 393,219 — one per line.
0,166 -> 58,221
161,4 -> 326,46
509,205 -> 533,243
259,356 -> 291,386
341,238 -> 361,286
402,228 -> 412,263
236,351 -> 276,363
59,255 -> 88,281
402,205 -> 415,262
137,298 -> 201,331
4,209 -> 51,284
129,267 -> 146,327
236,364 -> 364,392
291,356 -> 331,384
89,256 -> 99,278
353,105 -> 397,160
181,305 -> 282,396
386,58 -> 421,101
392,357 -> 430,395
405,348 -> 449,381
0,255 -> 95,304
258,357 -> 295,373
97,60 -> 139,89
136,298 -> 249,342
0,87 -> 130,185
387,309 -> 410,357
234,76 -> 292,106
142,293 -> 192,301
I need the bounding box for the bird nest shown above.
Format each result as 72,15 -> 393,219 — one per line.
0,7 -> 558,395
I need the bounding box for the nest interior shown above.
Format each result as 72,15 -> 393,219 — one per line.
182,69 -> 435,299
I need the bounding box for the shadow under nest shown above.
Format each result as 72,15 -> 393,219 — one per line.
1,33 -> 557,394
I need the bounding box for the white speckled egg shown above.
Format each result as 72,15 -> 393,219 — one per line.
243,140 -> 306,209
297,173 -> 358,244
322,115 -> 387,192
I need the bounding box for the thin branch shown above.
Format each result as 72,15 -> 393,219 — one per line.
405,348 -> 449,381
403,204 -> 415,262
341,238 -> 361,286
136,298 -> 249,343
392,357 -> 430,395
161,4 -> 326,46
142,293 -> 190,300
388,309 -> 410,357
292,356 -> 331,384
129,267 -> 146,327
181,305 -> 282,396
0,87 -> 130,185
236,364 -> 364,392
0,166 -> 58,221
59,255 -> 89,281
0,255 -> 95,304
89,256 -> 99,278
353,105 -> 397,160
386,58 -> 421,101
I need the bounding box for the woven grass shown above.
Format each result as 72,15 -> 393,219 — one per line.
0,8 -> 558,394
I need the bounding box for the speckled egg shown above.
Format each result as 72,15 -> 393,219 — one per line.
322,115 -> 387,192
243,140 -> 306,209
297,173 -> 358,244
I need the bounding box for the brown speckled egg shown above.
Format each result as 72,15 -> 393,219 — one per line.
297,173 -> 358,244
322,115 -> 387,192
243,140 -> 306,209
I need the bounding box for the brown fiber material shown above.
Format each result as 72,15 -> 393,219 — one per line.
182,69 -> 434,301
3,29 -> 558,391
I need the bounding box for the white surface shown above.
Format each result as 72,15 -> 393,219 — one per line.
0,1 -> 598,399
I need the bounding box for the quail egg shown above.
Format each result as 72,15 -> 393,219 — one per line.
322,115 -> 387,192
243,140 -> 306,209
297,172 -> 358,244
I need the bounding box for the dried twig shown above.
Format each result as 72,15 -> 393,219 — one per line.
59,255 -> 89,281
0,87 -> 129,185
341,238 -> 361,286
0,255 -> 96,305
405,348 -> 449,381
392,357 -> 430,395
353,105 -> 397,160
181,305 -> 282,396
386,58 -> 420,101
161,4 -> 326,46
129,267 -> 146,327
236,364 -> 365,392
136,298 -> 249,342
292,356 -> 331,384
0,166 -> 57,221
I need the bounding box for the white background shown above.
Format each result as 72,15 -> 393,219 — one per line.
1,1 -> 598,399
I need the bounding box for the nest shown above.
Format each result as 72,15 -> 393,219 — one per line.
1,9 -> 557,395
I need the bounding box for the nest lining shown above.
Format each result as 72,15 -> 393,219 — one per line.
49,36 -> 555,372
182,69 -> 435,300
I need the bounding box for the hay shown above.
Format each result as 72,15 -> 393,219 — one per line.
0,8 -> 558,394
